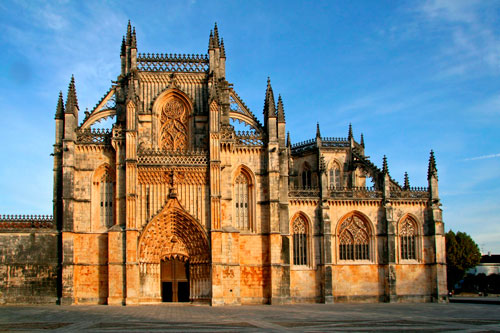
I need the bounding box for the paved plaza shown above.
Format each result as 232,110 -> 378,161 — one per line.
0,302 -> 499,332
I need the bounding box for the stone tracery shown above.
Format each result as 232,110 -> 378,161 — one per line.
160,98 -> 189,151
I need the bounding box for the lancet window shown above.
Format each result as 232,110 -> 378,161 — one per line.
338,214 -> 371,260
292,215 -> 308,265
329,163 -> 341,189
301,163 -> 312,188
400,217 -> 418,260
234,169 -> 253,231
99,172 -> 114,228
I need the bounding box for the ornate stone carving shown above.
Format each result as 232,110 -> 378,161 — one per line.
339,215 -> 369,245
160,98 -> 188,151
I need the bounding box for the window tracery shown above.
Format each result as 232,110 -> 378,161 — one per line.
99,171 -> 114,228
329,163 -> 341,189
234,170 -> 253,231
301,163 -> 312,188
339,214 -> 370,260
159,98 -> 189,151
292,215 -> 308,265
400,217 -> 417,260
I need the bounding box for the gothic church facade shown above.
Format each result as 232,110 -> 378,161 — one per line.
0,23 -> 447,305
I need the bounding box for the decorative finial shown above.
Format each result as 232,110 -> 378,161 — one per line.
120,36 -> 126,56
126,20 -> 132,46
348,123 -> 353,139
382,155 -> 389,175
208,29 -> 214,49
277,94 -> 285,122
220,38 -> 226,58
404,172 -> 409,189
316,122 -> 321,138
286,131 -> 291,147
263,77 -> 276,118
213,22 -> 220,47
131,27 -> 137,48
55,91 -> 64,119
360,133 -> 365,147
428,150 -> 438,180
65,75 -> 79,115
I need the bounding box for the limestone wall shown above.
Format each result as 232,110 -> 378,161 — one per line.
0,229 -> 58,304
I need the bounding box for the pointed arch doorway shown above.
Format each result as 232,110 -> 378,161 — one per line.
138,197 -> 211,303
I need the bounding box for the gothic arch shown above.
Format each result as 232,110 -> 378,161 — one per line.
91,163 -> 115,231
336,211 -> 375,262
327,159 -> 342,189
290,212 -> 312,266
300,162 -> 312,188
397,214 -> 422,262
152,89 -> 193,151
232,164 -> 256,231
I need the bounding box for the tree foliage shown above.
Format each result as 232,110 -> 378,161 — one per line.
446,230 -> 481,290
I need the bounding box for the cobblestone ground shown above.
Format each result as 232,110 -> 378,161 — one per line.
0,303 -> 499,332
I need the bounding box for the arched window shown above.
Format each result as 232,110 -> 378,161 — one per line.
292,215 -> 308,265
338,214 -> 371,260
301,163 -> 312,188
99,172 -> 114,228
233,167 -> 254,231
329,163 -> 341,189
400,216 -> 418,260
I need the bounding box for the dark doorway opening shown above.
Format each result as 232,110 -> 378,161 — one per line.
161,258 -> 189,302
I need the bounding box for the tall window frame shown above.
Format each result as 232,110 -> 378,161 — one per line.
92,164 -> 115,231
337,212 -> 373,262
301,162 -> 312,189
399,215 -> 420,261
233,166 -> 254,232
291,213 -> 309,266
328,161 -> 341,189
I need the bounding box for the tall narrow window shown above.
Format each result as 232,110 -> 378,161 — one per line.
292,215 -> 308,265
400,217 -> 417,260
301,163 -> 312,188
100,172 -> 114,227
234,172 -> 250,230
329,164 -> 341,189
339,214 -> 370,260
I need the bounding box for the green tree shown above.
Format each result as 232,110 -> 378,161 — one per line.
446,230 -> 481,291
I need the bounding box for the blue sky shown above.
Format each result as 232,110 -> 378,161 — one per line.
0,0 -> 499,253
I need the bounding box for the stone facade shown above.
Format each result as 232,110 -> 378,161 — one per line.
0,22 -> 447,305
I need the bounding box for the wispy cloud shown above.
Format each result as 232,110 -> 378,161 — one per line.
464,153 -> 500,161
417,0 -> 500,78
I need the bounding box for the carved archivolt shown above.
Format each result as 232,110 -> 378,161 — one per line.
138,197 -> 209,265
160,98 -> 189,150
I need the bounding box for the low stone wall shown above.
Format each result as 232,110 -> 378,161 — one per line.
0,220 -> 59,304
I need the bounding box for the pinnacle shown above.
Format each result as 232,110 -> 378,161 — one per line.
65,75 -> 79,115
209,30 -> 214,49
220,38 -> 226,58
131,27 -> 137,48
263,77 -> 276,117
55,91 -> 64,119
213,22 -> 220,47
360,133 -> 365,147
286,131 -> 291,147
404,172 -> 410,189
348,123 -> 353,139
126,20 -> 132,46
382,155 -> 389,174
120,36 -> 126,56
316,122 -> 321,138
427,150 -> 438,180
277,94 -> 285,122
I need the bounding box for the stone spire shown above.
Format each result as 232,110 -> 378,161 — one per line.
220,38 -> 226,58
126,20 -> 132,46
286,131 -> 291,148
316,122 -> 321,138
348,123 -> 353,140
404,172 -> 409,189
65,75 -> 79,115
131,27 -> 137,48
55,91 -> 64,120
208,30 -> 214,49
428,150 -> 438,180
263,77 -> 276,118
360,133 -> 365,147
277,94 -> 285,122
382,155 -> 389,175
213,22 -> 220,48
120,36 -> 126,57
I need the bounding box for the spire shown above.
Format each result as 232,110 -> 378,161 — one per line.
360,133 -> 365,147
208,30 -> 214,49
65,75 -> 79,115
428,150 -> 438,180
382,155 -> 389,175
120,36 -> 126,56
55,91 -> 64,119
263,77 -> 276,118
126,20 -> 132,46
131,27 -> 137,48
286,131 -> 291,147
316,122 -> 321,138
277,94 -> 285,122
348,123 -> 353,139
213,22 -> 220,47
403,172 -> 410,189
220,38 -> 226,58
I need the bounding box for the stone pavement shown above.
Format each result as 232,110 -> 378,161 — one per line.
0,302 -> 499,332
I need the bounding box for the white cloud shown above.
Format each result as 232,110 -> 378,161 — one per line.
464,153 -> 500,161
